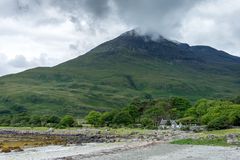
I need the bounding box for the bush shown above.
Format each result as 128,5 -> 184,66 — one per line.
232,96 -> 240,104
207,116 -> 230,130
47,115 -> 60,124
140,117 -> 154,129
177,116 -> 197,125
112,111 -> 133,125
100,111 -> 115,126
228,110 -> 240,126
60,115 -> 75,127
169,97 -> 191,118
85,111 -> 102,126
29,115 -> 42,126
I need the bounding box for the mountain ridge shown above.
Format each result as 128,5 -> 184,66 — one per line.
0,30 -> 239,117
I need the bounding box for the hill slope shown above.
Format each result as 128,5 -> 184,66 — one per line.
0,30 -> 239,117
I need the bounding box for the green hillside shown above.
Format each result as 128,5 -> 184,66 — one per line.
0,30 -> 239,117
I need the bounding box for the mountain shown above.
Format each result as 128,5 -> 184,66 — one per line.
0,30 -> 239,117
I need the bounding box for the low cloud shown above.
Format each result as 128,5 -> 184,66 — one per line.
0,0 -> 239,76
8,55 -> 30,68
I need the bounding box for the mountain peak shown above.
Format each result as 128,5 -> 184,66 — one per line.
119,29 -> 168,43
87,29 -> 239,64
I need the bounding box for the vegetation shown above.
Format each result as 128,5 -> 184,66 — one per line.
0,95 -> 239,130
182,99 -> 240,130
200,128 -> 240,137
171,138 -> 230,146
85,97 -> 192,129
85,96 -> 240,130
172,128 -> 240,146
0,114 -> 77,128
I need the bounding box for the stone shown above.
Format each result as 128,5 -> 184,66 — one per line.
207,134 -> 217,140
1,147 -> 11,153
226,134 -> 239,145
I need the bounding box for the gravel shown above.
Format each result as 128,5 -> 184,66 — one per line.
76,144 -> 240,160
1,143 -> 239,160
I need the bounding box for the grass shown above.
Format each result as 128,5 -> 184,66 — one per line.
0,126 -> 49,131
172,128 -> 240,146
171,138 -> 230,146
200,128 -> 240,137
98,127 -> 152,136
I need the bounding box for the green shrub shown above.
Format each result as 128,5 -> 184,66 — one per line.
177,116 -> 196,125
112,111 -> 133,125
100,111 -> 115,126
85,111 -> 102,126
207,116 -> 230,130
60,115 -> 75,127
140,117 -> 154,129
29,115 -> 41,126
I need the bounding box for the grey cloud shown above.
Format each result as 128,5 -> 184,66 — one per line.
0,0 -> 201,37
8,53 -> 50,68
113,0 -> 204,38
0,53 -> 19,76
8,55 -> 31,68
0,0 -> 41,17
52,0 -> 111,18
47,0 -> 204,38
83,0 -> 110,18
0,0 -> 240,77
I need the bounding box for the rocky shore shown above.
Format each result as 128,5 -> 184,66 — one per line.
0,128 -> 194,153
0,128 -> 194,143
0,128 -> 239,160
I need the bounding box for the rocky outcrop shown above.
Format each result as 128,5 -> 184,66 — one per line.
226,134 -> 239,145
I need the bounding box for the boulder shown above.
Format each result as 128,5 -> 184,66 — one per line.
207,134 -> 218,140
226,134 -> 239,145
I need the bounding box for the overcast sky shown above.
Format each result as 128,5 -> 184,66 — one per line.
0,0 -> 240,76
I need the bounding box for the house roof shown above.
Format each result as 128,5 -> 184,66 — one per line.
160,119 -> 168,125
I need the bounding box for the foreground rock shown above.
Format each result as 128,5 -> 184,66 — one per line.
226,134 -> 239,145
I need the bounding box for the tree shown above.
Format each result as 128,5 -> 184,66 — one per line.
100,111 -> 115,126
232,96 -> 240,104
144,106 -> 165,125
112,111 -> 133,125
124,105 -> 141,123
170,97 -> 191,111
47,115 -> 60,124
85,111 -> 102,126
140,117 -> 154,129
29,115 -> 42,126
60,115 -> 75,127
207,115 -> 230,130
228,108 -> 240,126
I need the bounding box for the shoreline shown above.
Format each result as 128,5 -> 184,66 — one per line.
0,127 -> 239,159
0,141 -> 162,160
0,140 -> 239,160
56,141 -> 164,160
0,127 -> 194,151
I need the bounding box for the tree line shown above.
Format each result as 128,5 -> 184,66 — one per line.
0,114 -> 77,128
0,96 -> 239,130
85,96 -> 240,130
